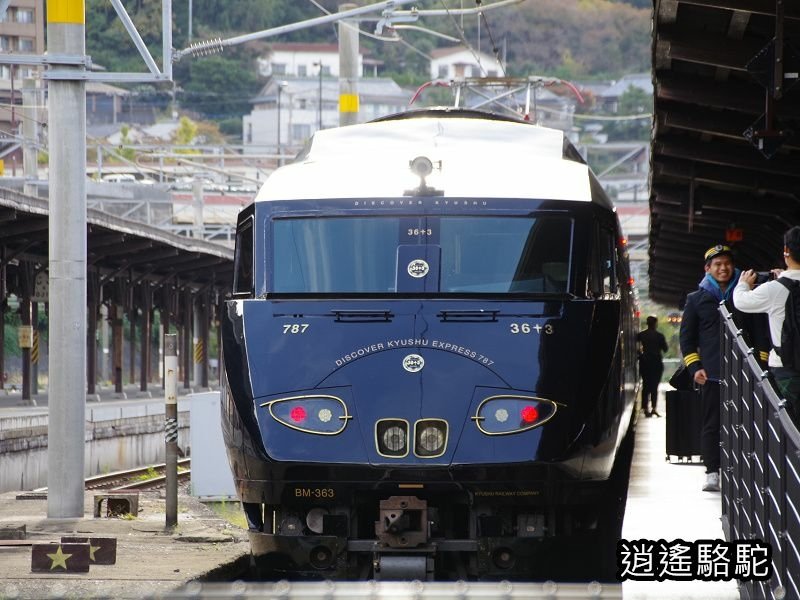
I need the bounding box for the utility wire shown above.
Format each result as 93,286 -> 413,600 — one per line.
478,5 -> 507,76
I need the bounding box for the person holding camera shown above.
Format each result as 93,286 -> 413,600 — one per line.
734,226 -> 800,423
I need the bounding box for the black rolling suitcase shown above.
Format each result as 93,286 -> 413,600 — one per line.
665,389 -> 703,461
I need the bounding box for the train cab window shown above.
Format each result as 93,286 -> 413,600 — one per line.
271,215 -> 572,295
233,217 -> 254,296
439,216 -> 572,294
273,217 -> 398,293
589,225 -> 617,297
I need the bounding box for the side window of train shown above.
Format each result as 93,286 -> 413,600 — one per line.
589,225 -> 617,297
233,217 -> 254,297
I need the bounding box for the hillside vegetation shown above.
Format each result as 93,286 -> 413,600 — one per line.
85,0 -> 650,122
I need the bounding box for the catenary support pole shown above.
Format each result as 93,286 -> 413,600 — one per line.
338,3 -> 359,126
47,0 -> 87,519
164,333 -> 178,528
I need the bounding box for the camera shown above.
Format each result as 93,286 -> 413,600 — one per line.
755,271 -> 775,284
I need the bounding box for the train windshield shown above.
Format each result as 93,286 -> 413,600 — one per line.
272,215 -> 572,294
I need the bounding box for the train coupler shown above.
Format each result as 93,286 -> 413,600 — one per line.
374,495 -> 429,548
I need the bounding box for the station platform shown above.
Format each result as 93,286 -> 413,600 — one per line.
0,386 -> 743,599
0,488 -> 249,599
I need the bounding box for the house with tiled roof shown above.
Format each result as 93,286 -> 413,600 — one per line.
429,45 -> 501,80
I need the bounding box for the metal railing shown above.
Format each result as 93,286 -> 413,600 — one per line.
720,304 -> 800,600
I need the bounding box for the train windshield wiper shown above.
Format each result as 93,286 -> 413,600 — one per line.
331,309 -> 394,322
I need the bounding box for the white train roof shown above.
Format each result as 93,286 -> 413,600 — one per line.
255,110 -> 595,202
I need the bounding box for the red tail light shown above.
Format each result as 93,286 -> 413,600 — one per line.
290,406 -> 307,423
520,405 -> 539,423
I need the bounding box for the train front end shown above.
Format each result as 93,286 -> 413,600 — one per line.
221,110 -> 637,581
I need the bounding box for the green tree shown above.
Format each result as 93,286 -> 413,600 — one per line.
602,85 -> 652,141
173,116 -> 198,145
117,125 -> 137,162
179,54 -> 261,120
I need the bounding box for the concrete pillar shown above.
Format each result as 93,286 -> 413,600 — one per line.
87,301 -> 97,395
140,283 -> 151,392
160,308 -> 170,390
0,300 -> 4,392
192,179 -> 203,239
183,290 -> 192,390
31,302 -> 38,396
128,306 -> 136,385
99,303 -> 109,382
338,3 -> 359,126
47,0 -> 87,518
0,248 -> 5,391
113,304 -> 124,395
193,296 -> 203,387
22,79 -> 38,198
20,295 -> 32,403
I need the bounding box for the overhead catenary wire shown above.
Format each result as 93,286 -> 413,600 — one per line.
478,3 -> 507,77
305,0 -> 433,60
438,0 -> 489,77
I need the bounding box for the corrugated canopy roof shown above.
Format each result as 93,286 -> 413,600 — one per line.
650,0 -> 800,306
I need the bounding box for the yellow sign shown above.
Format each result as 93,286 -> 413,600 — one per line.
0,159 -> 4,175
47,0 -> 85,24
18,326 -> 33,349
339,94 -> 359,113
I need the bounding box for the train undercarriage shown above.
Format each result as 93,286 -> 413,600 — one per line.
241,428 -> 634,582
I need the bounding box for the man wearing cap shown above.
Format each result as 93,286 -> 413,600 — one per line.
679,244 -> 739,492
637,315 -> 668,417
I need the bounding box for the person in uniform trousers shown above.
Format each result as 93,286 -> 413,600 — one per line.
637,315 -> 668,417
679,245 -> 740,493
734,226 -> 800,425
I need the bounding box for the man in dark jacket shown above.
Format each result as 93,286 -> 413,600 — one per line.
637,315 -> 668,417
679,244 -> 739,492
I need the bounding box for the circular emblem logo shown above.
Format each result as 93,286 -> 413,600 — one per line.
402,354 -> 425,373
407,259 -> 429,278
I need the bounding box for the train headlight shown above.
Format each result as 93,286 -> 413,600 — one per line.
263,395 -> 351,435
376,419 -> 409,458
472,395 -> 557,435
414,419 -> 448,458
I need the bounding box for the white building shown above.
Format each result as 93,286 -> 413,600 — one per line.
243,77 -> 410,154
258,42 -> 383,79
429,45 -> 501,80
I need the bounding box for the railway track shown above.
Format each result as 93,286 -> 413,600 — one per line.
25,459 -> 192,496
85,459 -> 192,491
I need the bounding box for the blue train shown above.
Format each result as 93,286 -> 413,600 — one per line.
221,108 -> 638,581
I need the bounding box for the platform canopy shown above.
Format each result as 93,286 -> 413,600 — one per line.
0,187 -> 233,303
650,0 -> 800,306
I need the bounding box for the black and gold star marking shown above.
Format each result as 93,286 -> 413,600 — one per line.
61,536 -> 117,565
31,543 -> 90,573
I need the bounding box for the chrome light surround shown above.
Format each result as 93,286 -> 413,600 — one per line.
261,394 -> 351,435
472,395 -> 558,435
376,418 -> 410,458
414,419 -> 448,458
